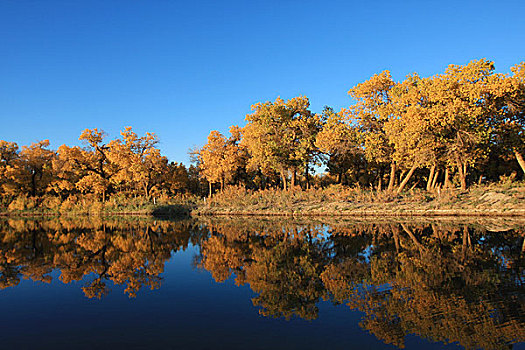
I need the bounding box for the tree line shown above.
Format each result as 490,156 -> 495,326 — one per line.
1,58 -> 524,205
0,127 -> 204,205
198,59 -> 525,195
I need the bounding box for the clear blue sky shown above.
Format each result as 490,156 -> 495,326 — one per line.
1,0 -> 524,164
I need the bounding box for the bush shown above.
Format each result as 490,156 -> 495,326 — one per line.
41,195 -> 61,211
7,196 -> 38,211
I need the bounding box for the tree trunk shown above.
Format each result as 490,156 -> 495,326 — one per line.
387,162 -> 396,192
392,225 -> 400,253
456,158 -> 467,191
431,169 -> 440,190
426,165 -> 436,192
396,163 -> 418,195
409,180 -> 420,191
377,175 -> 382,192
305,164 -> 310,190
261,174 -> 266,190
401,223 -> 426,257
461,225 -> 471,263
144,183 -> 150,200
398,170 -> 406,188
515,149 -> 525,174
208,181 -> 212,198
444,168 -> 450,189
31,172 -> 37,197
281,170 -> 287,191
291,169 -> 296,188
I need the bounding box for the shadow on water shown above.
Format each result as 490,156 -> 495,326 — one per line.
150,204 -> 193,217
1,215 -> 525,349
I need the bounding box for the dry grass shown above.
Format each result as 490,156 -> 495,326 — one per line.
2,181 -> 524,217
195,181 -> 525,217
0,193 -> 198,217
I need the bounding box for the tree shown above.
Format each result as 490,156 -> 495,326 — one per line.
165,162 -> 190,194
58,128 -> 117,200
3,140 -> 56,196
0,141 -> 19,195
109,127 -> 168,199
348,71 -> 397,191
316,107 -> 364,185
424,59 -> 496,190
242,96 -> 320,190
493,62 -> 525,174
198,126 -> 244,196
384,74 -> 444,193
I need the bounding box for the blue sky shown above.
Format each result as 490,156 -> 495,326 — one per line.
1,0 -> 524,164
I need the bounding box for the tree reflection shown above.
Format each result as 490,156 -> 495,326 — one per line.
1,217 -> 525,349
198,218 -> 525,349
0,218 -> 197,298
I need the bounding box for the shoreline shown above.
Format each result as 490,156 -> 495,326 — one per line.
1,208 -> 524,218
193,209 -> 525,217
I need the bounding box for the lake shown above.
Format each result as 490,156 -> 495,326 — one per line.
1,216 -> 524,349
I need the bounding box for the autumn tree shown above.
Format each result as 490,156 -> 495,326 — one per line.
492,62 -> 525,174
3,140 -> 56,196
424,59 -> 496,190
53,129 -> 117,200
316,107 -> 364,185
384,74 -> 447,193
0,141 -> 19,196
198,126 -> 245,196
348,71 -> 397,191
165,162 -> 190,194
242,96 -> 321,190
109,127 -> 168,199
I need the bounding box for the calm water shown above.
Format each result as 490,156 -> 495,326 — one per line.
1,216 -> 525,350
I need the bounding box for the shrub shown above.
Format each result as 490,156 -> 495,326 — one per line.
7,196 -> 36,211
41,195 -> 61,211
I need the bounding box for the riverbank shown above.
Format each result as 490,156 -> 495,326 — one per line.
0,195 -> 196,217
194,182 -> 525,217
1,182 -> 524,218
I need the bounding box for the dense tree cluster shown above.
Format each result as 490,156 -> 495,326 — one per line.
0,127 -> 205,206
198,59 -> 525,194
1,59 -> 524,204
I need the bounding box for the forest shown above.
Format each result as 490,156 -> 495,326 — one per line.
0,59 -> 524,213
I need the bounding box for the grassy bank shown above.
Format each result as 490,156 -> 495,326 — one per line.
194,181 -> 525,217
1,181 -> 524,218
0,194 -> 197,217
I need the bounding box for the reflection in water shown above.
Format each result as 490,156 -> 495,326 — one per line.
0,217 -> 203,298
1,217 -> 525,349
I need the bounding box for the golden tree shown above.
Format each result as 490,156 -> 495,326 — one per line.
198,126 -> 244,196
0,141 -> 19,195
242,96 -> 321,190
109,127 -> 168,199
55,128 -> 118,200
384,74 -> 444,193
492,62 -> 525,174
3,140 -> 56,196
316,107 -> 363,185
348,71 -> 397,191
424,59 -> 496,190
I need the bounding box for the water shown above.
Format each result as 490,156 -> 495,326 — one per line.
1,216 -> 524,349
